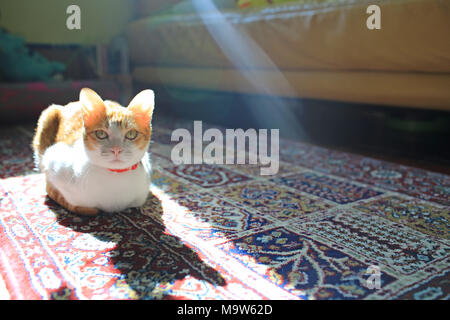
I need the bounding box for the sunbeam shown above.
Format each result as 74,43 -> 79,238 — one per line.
191,0 -> 308,139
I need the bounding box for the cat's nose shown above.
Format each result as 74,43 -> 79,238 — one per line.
110,147 -> 122,158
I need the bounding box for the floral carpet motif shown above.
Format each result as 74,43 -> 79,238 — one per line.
0,120 -> 449,300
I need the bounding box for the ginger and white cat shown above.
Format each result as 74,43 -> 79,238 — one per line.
33,88 -> 155,215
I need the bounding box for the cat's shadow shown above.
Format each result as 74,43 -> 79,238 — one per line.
46,191 -> 226,300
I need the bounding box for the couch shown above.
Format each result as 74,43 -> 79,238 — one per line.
127,0 -> 450,110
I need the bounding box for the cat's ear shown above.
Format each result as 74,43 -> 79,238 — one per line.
127,90 -> 154,127
80,88 -> 106,127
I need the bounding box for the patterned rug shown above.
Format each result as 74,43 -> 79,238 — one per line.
0,117 -> 449,300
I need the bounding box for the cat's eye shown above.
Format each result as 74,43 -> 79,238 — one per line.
94,130 -> 108,140
125,130 -> 138,140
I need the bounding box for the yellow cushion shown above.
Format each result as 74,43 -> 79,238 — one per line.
237,0 -> 349,9
238,0 -> 313,9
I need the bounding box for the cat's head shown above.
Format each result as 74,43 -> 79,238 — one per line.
79,88 -> 154,169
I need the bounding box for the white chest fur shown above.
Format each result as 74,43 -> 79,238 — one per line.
41,139 -> 151,212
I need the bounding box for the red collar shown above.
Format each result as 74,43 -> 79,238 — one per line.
108,163 -> 139,173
